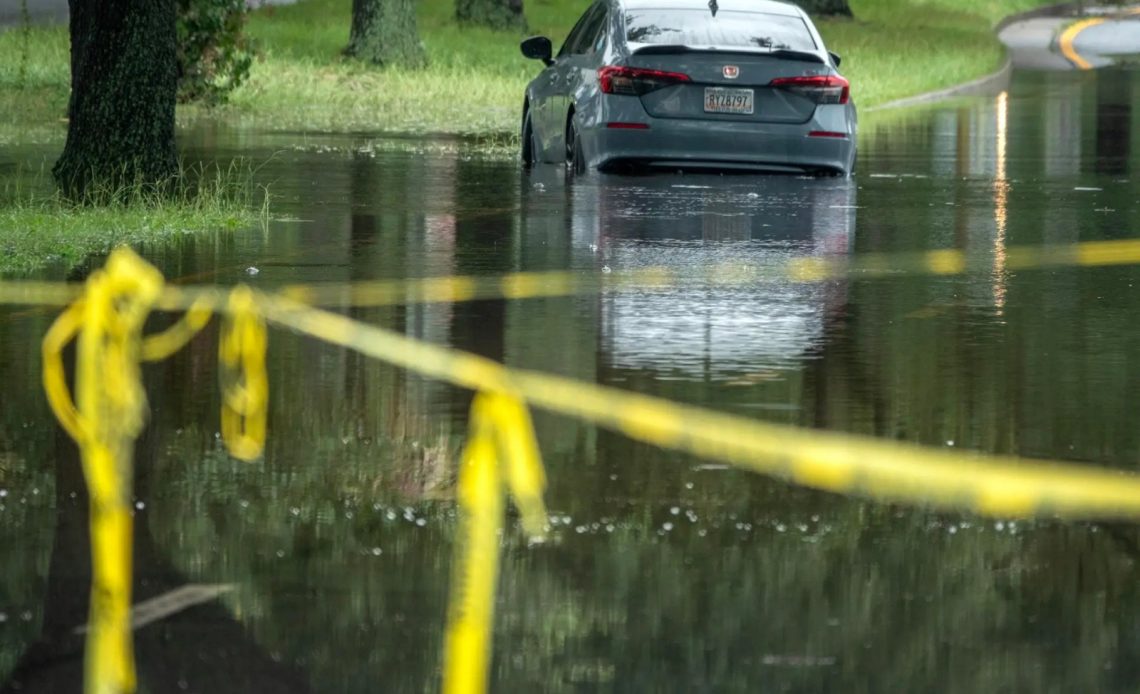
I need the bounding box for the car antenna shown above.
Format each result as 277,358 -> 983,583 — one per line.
708,0 -> 718,16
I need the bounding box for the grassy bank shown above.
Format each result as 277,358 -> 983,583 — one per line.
820,0 -> 1054,107
1,0 -> 1056,142
0,167 -> 267,275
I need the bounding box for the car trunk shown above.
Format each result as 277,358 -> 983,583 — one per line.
626,49 -> 826,124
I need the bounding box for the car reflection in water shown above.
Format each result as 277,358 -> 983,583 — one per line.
570,172 -> 855,385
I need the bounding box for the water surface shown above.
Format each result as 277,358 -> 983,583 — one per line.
2,67 -> 1140,692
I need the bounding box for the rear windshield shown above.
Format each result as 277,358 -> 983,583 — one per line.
625,9 -> 817,51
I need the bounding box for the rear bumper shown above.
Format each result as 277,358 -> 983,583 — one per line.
581,103 -> 855,174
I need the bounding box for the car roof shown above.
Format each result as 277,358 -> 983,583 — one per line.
615,0 -> 806,17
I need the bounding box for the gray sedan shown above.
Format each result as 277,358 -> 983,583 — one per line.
519,0 -> 857,175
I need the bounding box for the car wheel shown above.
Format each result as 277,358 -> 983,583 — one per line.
521,109 -> 537,168
565,114 -> 586,176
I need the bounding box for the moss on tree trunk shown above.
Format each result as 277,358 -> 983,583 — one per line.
347,0 -> 427,68
796,0 -> 853,17
53,0 -> 179,201
456,0 -> 526,30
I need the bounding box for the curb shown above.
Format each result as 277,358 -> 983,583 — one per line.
867,1 -> 1094,112
867,58 -> 1013,112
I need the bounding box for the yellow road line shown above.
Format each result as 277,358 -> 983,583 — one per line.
1059,7 -> 1140,70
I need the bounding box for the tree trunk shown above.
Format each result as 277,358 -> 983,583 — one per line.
456,0 -> 526,31
346,0 -> 426,68
796,0 -> 852,17
53,0 -> 179,201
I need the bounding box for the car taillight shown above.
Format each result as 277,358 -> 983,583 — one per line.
769,75 -> 850,104
598,66 -> 690,95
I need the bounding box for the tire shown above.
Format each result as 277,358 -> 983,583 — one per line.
521,110 -> 537,168
565,114 -> 586,176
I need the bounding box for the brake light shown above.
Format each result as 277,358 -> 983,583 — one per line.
769,75 -> 849,104
598,66 -> 690,95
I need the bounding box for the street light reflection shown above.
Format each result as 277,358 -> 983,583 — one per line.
993,90 -> 1010,312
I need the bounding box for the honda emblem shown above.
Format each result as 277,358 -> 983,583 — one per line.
723,65 -> 740,79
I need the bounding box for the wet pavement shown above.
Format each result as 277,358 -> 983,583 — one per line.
1001,4 -> 1140,70
2,65 -> 1140,691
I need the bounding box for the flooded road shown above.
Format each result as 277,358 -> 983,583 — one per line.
2,66 -> 1140,692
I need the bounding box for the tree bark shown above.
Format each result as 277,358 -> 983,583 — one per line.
456,0 -> 526,31
53,0 -> 179,201
796,0 -> 853,17
346,0 -> 426,68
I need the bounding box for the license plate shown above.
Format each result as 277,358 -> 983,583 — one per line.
704,87 -> 754,115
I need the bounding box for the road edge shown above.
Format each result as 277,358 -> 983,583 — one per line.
866,1 -> 1087,112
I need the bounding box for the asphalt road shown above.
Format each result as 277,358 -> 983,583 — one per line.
0,0 -> 68,25
0,0 -> 296,26
1000,4 -> 1140,70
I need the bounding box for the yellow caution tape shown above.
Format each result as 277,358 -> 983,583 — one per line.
140,295 -> 214,362
257,292 -> 1140,521
218,286 -> 268,462
42,248 -> 166,694
6,238 -> 1140,311
442,390 -> 549,694
22,246 -> 1140,694
442,398 -> 506,694
39,249 -> 270,694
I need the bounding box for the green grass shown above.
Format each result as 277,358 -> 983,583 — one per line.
0,165 -> 268,275
818,0 -> 1055,108
0,24 -> 69,146
1,0 -> 1057,142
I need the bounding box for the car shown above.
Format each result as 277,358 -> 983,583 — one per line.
518,0 -> 857,175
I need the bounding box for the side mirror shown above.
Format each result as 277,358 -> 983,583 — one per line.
829,51 -> 842,68
521,36 -> 554,66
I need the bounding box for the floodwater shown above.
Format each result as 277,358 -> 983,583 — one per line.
2,66 -> 1140,692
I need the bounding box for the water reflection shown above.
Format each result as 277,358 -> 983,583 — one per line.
579,173 -> 854,382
